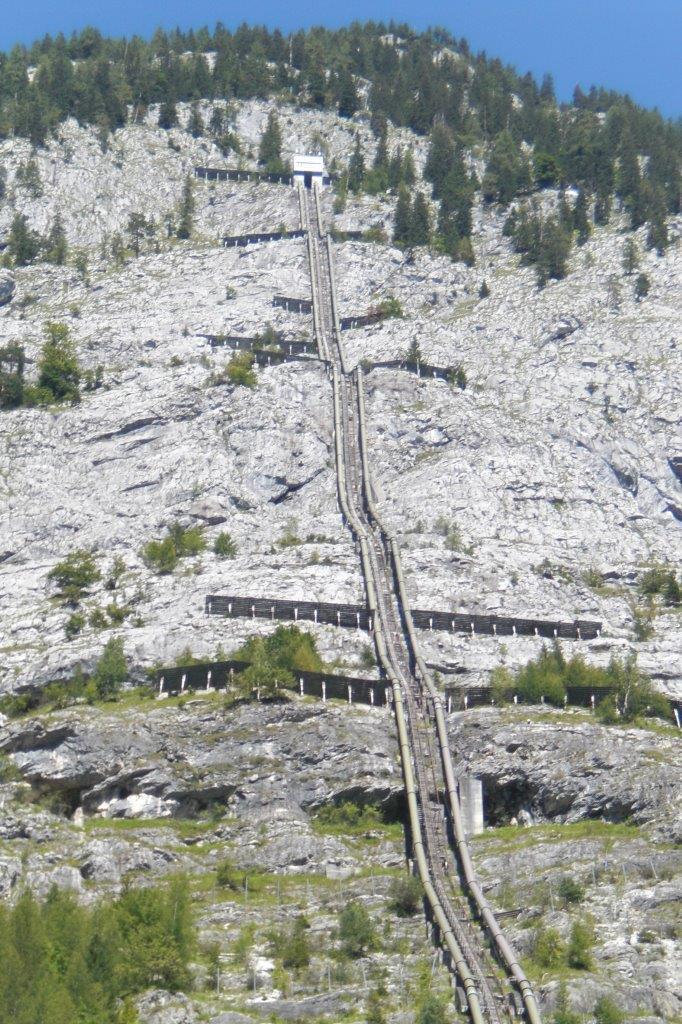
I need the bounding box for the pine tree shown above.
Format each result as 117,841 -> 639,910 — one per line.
646,187 -> 668,253
337,68 -> 360,118
126,212 -> 154,257
44,214 -> 68,265
634,272 -> 650,300
622,237 -> 640,276
347,134 -> 365,193
7,213 -> 41,267
482,130 -> 531,204
187,101 -> 204,137
38,322 -> 80,403
158,99 -> 178,129
0,343 -> 25,408
176,175 -> 195,239
424,122 -> 455,199
573,190 -> 591,245
408,193 -> 431,248
258,110 -> 285,173
393,186 -> 411,246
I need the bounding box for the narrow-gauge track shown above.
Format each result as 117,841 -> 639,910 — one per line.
299,185 -> 542,1024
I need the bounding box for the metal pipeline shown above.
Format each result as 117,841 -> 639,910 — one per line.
355,364 -> 542,1024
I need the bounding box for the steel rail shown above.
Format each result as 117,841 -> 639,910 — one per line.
302,186 -> 508,1024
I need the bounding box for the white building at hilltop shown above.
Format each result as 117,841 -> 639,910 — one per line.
293,153 -> 326,190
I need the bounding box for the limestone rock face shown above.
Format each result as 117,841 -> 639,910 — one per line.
0,97 -> 679,1022
0,269 -> 15,305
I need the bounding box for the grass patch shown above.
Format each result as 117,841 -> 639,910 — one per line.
472,820 -> 641,853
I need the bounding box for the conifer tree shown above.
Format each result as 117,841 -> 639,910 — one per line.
622,237 -> 640,276
187,101 -> 204,137
176,175 -> 195,239
482,130 -> 531,204
393,186 -> 412,246
258,110 -> 285,173
7,213 -> 41,267
44,214 -> 68,265
38,322 -> 80,403
645,187 -> 668,253
158,99 -> 178,129
573,189 -> 591,245
408,193 -> 431,248
401,150 -> 416,186
347,133 -> 365,193
424,122 -> 455,199
337,68 -> 360,118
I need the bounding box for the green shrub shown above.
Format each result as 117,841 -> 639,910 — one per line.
48,549 -> 101,604
37,322 -> 81,404
314,800 -> 385,834
553,982 -> 581,1024
230,625 -> 323,700
280,916 -> 311,970
0,880 -> 194,1021
377,296 -> 403,319
531,926 -> 565,968
389,875 -> 423,917
105,602 -> 128,625
65,612 -> 85,638
447,365 -> 467,389
639,565 -> 681,606
93,637 -> 128,699
366,988 -> 387,1024
226,351 -> 257,388
215,859 -> 242,890
594,995 -> 624,1024
213,531 -> 237,558
142,536 -> 178,574
567,917 -> 595,970
558,876 -> 585,905
142,523 -> 206,574
416,995 -> 447,1024
89,607 -> 109,629
338,901 -> 377,958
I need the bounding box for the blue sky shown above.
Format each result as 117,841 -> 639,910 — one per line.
1,0 -> 680,118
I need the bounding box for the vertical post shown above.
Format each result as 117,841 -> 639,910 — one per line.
294,607 -> 298,621
463,694 -> 468,709
206,670 -> 212,691
181,673 -> 186,693
322,680 -> 326,703
300,677 -> 304,696
159,676 -> 164,695
347,684 -> 352,704
370,688 -> 374,705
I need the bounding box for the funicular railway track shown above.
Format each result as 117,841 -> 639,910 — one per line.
299,185 -> 542,1024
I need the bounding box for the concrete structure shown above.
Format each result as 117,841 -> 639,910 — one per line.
458,776 -> 484,836
293,153 -> 325,190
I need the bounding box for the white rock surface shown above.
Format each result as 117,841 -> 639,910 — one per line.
0,101 -> 679,701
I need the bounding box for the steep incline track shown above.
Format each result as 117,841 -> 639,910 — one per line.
300,186 -> 542,1024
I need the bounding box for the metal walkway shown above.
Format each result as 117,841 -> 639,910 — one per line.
300,184 -> 542,1024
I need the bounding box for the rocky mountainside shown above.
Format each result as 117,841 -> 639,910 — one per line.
0,100 -> 680,697
0,96 -> 680,1023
